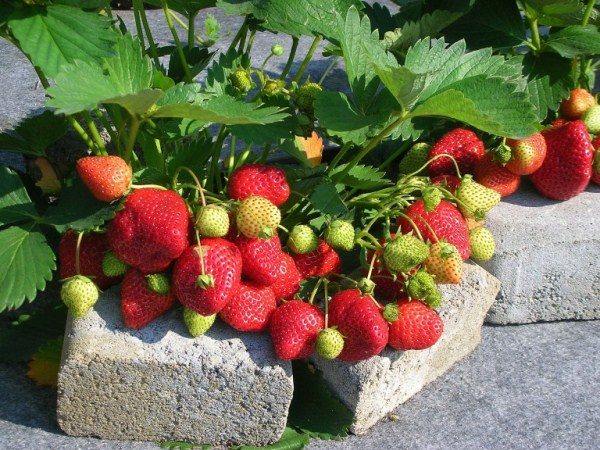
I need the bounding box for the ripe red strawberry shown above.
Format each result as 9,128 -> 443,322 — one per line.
397,200 -> 470,260
505,133 -> 547,175
219,282 -> 277,332
228,164 -> 290,206
172,239 -> 242,315
551,118 -> 570,128
236,234 -> 284,285
121,269 -> 175,329
559,88 -> 596,120
270,300 -> 324,360
269,253 -> 303,300
592,136 -> 600,185
292,240 -> 341,278
474,153 -> 521,197
530,121 -> 593,200
388,299 -> 444,350
428,129 -> 485,177
431,174 -> 461,194
328,289 -> 388,362
59,230 -> 121,289
107,188 -> 190,273
76,155 -> 132,202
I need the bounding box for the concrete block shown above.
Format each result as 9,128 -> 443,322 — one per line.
56,288 -> 294,446
483,183 -> 600,324
312,263 -> 500,434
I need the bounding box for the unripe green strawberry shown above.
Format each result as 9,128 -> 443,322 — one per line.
102,251 -> 128,277
271,44 -> 284,56
295,82 -> 322,115
287,224 -> 318,254
316,328 -> 344,360
456,175 -> 501,220
583,104 -> 600,135
263,79 -> 286,97
469,227 -> 495,262
407,270 -> 437,300
236,196 -> 281,239
146,273 -> 170,294
383,234 -> 429,273
398,142 -> 431,174
196,205 -> 230,237
183,307 -> 216,337
424,242 -> 462,284
229,68 -> 253,94
61,275 -> 99,318
324,220 -> 355,251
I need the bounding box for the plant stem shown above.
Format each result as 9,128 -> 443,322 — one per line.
210,126 -> 228,191
292,36 -> 322,84
318,56 -> 339,85
528,16 -> 541,52
132,5 -> 146,49
246,30 -> 257,53
582,0 -> 595,26
75,232 -> 84,276
94,109 -> 119,152
259,144 -> 271,163
162,0 -> 192,82
280,37 -> 299,80
136,0 -> 160,66
172,166 -> 207,205
227,135 -> 237,176
82,111 -> 108,155
188,12 -> 197,47
67,116 -> 98,153
379,141 -> 411,171
228,17 -> 249,52
124,117 -> 141,164
327,143 -> 351,172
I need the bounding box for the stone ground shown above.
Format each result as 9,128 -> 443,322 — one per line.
1,4 -> 599,449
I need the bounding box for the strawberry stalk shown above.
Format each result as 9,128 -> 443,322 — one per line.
323,279 -> 330,328
308,278 -> 324,305
75,232 -> 84,276
172,166 -> 207,206
395,212 -> 424,241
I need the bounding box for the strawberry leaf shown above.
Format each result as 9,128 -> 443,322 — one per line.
329,164 -> 390,190
308,180 -> 348,217
0,223 -> 56,312
0,111 -> 68,156
545,25 -> 600,58
7,5 -> 117,78
0,167 -> 39,226
522,0 -> 596,27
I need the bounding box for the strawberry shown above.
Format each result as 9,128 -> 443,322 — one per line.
431,174 -> 461,194
591,136 -> 600,185
469,227 -> 496,262
236,234 -> 289,285
398,143 -> 431,175
424,241 -> 462,284
287,225 -> 318,254
365,238 -> 406,302
195,205 -> 230,238
292,240 -> 341,279
219,282 -> 277,332
583,104 -> 600,135
406,270 -> 442,309
559,88 -> 596,120
269,253 -> 302,300
397,200 -> 471,260
59,230 -> 121,290
552,118 -> 570,128
456,175 -> 501,219
324,220 -> 355,251
76,155 -> 132,202
146,273 -> 170,294
383,234 -> 429,274
388,299 -> 444,350
294,82 -> 322,115
107,188 -> 190,273
530,121 -> 593,200
183,308 -> 216,337
61,275 -> 99,318
474,153 -> 521,197
228,164 -> 290,206
236,196 -> 281,239
270,300 -> 324,360
328,289 -> 388,362
172,239 -> 242,315
229,68 -> 253,94
427,128 -> 485,177
505,133 -> 547,175
316,328 -> 345,360
121,269 -> 175,329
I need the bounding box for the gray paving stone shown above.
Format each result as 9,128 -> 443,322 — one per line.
483,182 -> 600,324
57,288 -> 293,446
312,263 -> 500,434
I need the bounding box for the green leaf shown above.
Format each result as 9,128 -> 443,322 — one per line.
308,180 -> 348,217
145,0 -> 215,15
370,65 -> 428,109
0,303 -> 67,363
168,46 -> 214,82
329,164 -> 390,189
314,91 -> 388,145
0,111 -> 68,156
0,167 -> 38,226
205,49 -> 250,96
240,427 -> 309,450
545,25 -> 600,58
8,5 -> 116,78
522,0 -> 596,27
44,178 -> 117,232
287,361 -> 353,440
444,0 -> 526,50
0,224 -> 56,312
159,441 -> 210,449
229,115 -> 297,145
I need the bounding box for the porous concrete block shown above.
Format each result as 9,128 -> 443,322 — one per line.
483,183 -> 600,324
312,263 -> 499,434
56,288 -> 293,446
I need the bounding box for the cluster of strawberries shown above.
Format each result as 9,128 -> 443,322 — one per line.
422,88 -> 600,202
